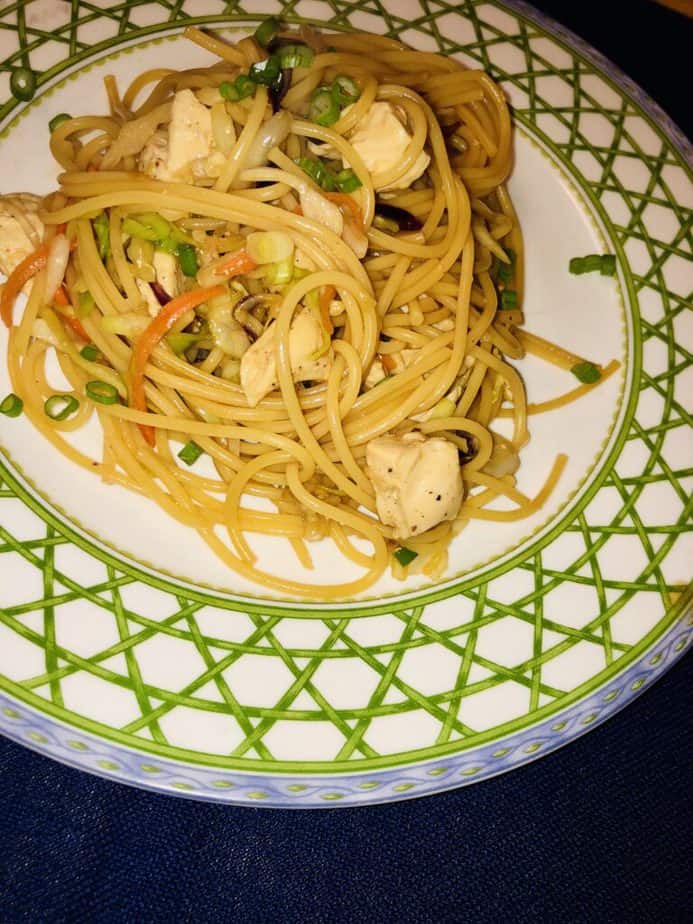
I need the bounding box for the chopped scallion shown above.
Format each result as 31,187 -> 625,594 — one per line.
122,217 -> 159,242
49,112 -> 71,133
571,361 -> 601,384
569,253 -> 616,276
80,344 -> 100,362
254,17 -> 281,48
249,55 -> 281,87
394,546 -> 418,567
85,380 -> 119,405
156,236 -> 179,255
44,394 -> 79,421
93,212 -> 110,261
177,243 -> 199,277
296,156 -> 336,191
331,74 -> 360,106
0,392 -> 23,417
178,440 -> 204,466
278,44 -> 314,69
335,168 -> 362,193
220,74 -> 256,102
265,257 -> 293,285
77,291 -> 95,318
500,290 -> 518,310
309,87 -> 340,126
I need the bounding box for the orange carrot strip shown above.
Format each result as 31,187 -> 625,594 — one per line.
130,285 -> 226,446
0,243 -> 49,328
325,192 -> 363,228
216,249 -> 257,278
53,284 -> 70,307
319,285 -> 335,335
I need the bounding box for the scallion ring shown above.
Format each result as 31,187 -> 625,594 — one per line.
44,394 -> 79,421
0,393 -> 23,417
178,440 -> 204,466
278,44 -> 314,69
309,87 -> 340,126
86,381 -> 119,405
331,74 -> 360,106
49,112 -> 71,133
254,17 -> 281,48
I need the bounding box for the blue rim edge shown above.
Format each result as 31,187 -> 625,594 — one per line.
1,618 -> 689,808
0,1 -> 691,807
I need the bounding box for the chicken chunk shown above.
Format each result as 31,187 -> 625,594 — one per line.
152,250 -> 180,299
139,89 -> 213,183
366,432 -> 463,539
343,102 -> 430,191
240,308 -> 332,407
0,194 -> 44,279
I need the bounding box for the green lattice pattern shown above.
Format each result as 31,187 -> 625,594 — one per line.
0,0 -> 690,769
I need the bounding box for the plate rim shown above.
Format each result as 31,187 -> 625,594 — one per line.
0,0 -> 690,806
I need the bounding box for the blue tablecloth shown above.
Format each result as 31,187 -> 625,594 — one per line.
1,3 -> 690,922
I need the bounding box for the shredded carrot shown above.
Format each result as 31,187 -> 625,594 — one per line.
381,353 -> 396,373
216,249 -> 257,278
52,285 -> 88,340
0,243 -> 49,328
325,192 -> 363,228
319,285 -> 335,335
130,285 -> 226,446
293,205 -> 303,216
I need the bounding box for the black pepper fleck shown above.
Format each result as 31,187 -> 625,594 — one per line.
436,494 -> 441,501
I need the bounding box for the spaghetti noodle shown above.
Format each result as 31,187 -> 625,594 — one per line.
0,23 -> 614,598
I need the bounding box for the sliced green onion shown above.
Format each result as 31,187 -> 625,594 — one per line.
249,56 -> 281,87
599,254 -> 616,276
77,291 -> 95,318
122,217 -> 159,242
500,290 -> 518,310
394,547 -> 418,567
156,237 -> 179,255
309,87 -> 340,127
571,361 -> 602,384
331,74 -> 360,106
10,67 -> 36,102
335,168 -> 362,193
278,44 -> 314,69
235,75 -> 256,100
86,380 -> 119,405
220,74 -> 256,102
265,257 -> 293,285
80,344 -> 100,362
0,393 -> 23,417
167,331 -> 204,356
135,212 -> 172,239
49,112 -> 71,133
93,212 -> 110,261
569,253 -> 616,276
44,394 -> 79,421
178,243 -> 199,277
296,156 -> 336,191
254,17 -> 281,48
497,249 -> 514,284
178,440 -> 204,466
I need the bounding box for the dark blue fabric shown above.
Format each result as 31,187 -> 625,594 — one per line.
1,655 -> 690,924
1,3 -> 691,922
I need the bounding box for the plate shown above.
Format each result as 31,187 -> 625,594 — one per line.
0,0 -> 690,807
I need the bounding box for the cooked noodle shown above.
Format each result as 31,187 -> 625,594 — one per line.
0,24 -> 615,599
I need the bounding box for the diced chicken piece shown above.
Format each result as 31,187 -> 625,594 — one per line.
366,431 -> 463,539
240,308 -> 331,407
152,250 -> 180,299
139,90 -> 213,183
0,193 -> 44,279
138,131 -> 171,181
343,102 -> 430,191
298,185 -> 343,236
135,278 -> 162,317
364,356 -> 386,389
